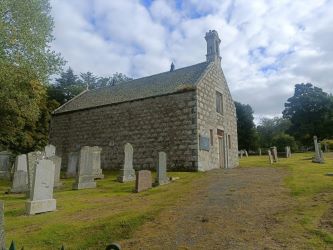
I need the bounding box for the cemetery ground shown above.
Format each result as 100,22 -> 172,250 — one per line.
1,153 -> 333,249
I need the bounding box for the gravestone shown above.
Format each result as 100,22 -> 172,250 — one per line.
319,144 -> 325,163
66,152 -> 78,178
72,146 -> 96,190
118,143 -> 135,183
10,170 -> 28,193
0,151 -> 11,180
270,147 -> 278,162
312,136 -> 324,163
49,155 -> 62,188
156,152 -> 169,185
0,201 -> 4,250
244,150 -> 248,157
268,150 -> 273,164
91,146 -> 104,179
324,143 -> 329,153
25,159 -> 56,215
27,151 -> 45,197
15,154 -> 28,172
239,150 -> 243,158
44,144 -> 56,158
259,148 -> 262,156
135,170 -> 152,192
285,146 -> 289,158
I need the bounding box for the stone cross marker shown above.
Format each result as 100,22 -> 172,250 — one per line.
0,151 -> 11,180
27,151 -> 45,197
135,170 -> 152,192
44,144 -> 56,158
0,201 -> 4,250
312,136 -> 324,163
268,150 -> 273,164
118,143 -> 135,183
72,146 -> 96,190
66,152 -> 78,178
25,159 -> 56,215
49,155 -> 62,188
156,152 -> 169,185
91,146 -> 104,179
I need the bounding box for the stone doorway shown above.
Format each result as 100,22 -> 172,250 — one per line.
217,129 -> 225,168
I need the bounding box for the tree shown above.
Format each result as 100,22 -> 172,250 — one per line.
271,133 -> 297,152
235,102 -> 258,150
80,72 -> 98,89
0,0 -> 63,152
257,117 -> 291,148
283,83 -> 333,144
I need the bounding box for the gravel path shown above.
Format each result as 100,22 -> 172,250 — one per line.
121,167 -> 294,249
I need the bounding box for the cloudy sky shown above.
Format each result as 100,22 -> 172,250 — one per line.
50,0 -> 333,120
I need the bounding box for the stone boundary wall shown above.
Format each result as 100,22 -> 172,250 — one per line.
49,91 -> 198,171
196,62 -> 239,171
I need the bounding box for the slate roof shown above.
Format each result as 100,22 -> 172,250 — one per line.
54,61 -> 211,114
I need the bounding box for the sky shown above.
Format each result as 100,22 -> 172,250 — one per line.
50,0 -> 333,121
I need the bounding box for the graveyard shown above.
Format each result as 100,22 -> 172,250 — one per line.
0,151 -> 332,249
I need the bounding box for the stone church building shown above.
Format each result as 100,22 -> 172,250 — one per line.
49,30 -> 239,171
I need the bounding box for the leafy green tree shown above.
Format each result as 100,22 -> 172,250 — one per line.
235,102 -> 258,150
80,72 -> 98,89
283,83 -> 333,144
0,0 -> 63,152
271,133 -> 297,152
257,117 -> 291,148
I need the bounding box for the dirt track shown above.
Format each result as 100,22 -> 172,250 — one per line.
120,167 -> 296,249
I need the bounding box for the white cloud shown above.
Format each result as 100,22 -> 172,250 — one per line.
50,0 -> 333,118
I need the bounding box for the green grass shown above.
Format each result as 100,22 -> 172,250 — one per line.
1,171 -> 204,249
240,152 -> 333,248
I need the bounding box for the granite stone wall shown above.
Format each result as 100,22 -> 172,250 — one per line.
49,91 -> 198,171
196,62 -> 239,171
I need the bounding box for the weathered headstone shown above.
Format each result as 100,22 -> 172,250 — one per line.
285,146 -> 289,158
0,151 -> 11,180
72,146 -> 96,190
14,154 -> 28,172
156,152 -> 169,185
0,201 -> 4,250
118,143 -> 135,183
268,150 -> 273,164
25,159 -> 56,215
324,143 -> 329,153
66,152 -> 78,178
313,136 -> 324,163
244,150 -> 248,157
91,146 -> 104,179
135,170 -> 152,192
44,144 -> 56,158
49,155 -> 62,188
27,151 -> 45,197
319,144 -> 325,163
270,147 -> 278,162
259,148 -> 262,156
10,170 -> 28,193
239,150 -> 243,158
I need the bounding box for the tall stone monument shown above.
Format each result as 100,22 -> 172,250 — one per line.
118,143 -> 135,183
72,146 -> 96,190
0,151 -> 11,180
27,151 -> 45,197
91,146 -> 104,179
0,201 -> 4,250
312,136 -> 324,163
25,159 -> 56,215
156,152 -> 169,185
66,152 -> 78,178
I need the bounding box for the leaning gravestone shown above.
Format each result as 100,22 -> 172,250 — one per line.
244,150 -> 248,157
48,155 -> 62,188
313,136 -> 324,163
25,159 -> 56,215
0,201 -> 4,250
118,143 -> 135,183
66,152 -> 78,178
156,152 -> 169,185
27,151 -> 45,197
0,151 -> 11,180
91,146 -> 104,179
268,150 -> 273,164
72,146 -> 96,190
135,170 -> 152,192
